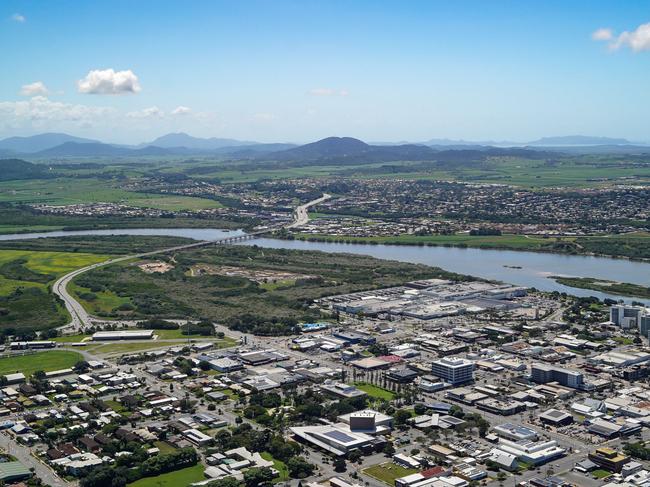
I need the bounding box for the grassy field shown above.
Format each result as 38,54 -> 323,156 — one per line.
0,350 -> 82,376
52,334 -> 91,343
551,276 -> 650,300
354,383 -> 396,400
0,178 -> 222,211
363,462 -> 419,485
127,464 -> 205,487
0,249 -> 110,331
82,340 -> 189,355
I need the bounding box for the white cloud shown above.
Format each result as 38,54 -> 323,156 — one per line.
11,13 -> 25,23
593,22 -> 650,52
20,81 -> 50,97
171,105 -> 191,116
0,96 -> 113,126
126,106 -> 164,119
591,28 -> 613,41
77,68 -> 141,95
308,88 -> 349,97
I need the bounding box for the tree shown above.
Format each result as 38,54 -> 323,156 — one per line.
383,442 -> 396,456
287,457 -> 315,479
333,457 -> 347,473
244,467 -> 275,487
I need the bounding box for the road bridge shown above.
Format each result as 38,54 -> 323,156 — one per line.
53,194 -> 330,331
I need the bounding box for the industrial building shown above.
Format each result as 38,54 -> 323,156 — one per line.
92,330 -> 154,341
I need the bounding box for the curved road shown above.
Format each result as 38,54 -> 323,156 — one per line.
53,194 -> 330,331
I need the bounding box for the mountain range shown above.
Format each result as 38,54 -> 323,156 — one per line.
0,132 -> 646,159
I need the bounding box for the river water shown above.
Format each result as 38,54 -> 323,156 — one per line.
0,227 -> 647,304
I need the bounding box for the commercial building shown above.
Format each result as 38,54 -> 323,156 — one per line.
290,425 -> 379,456
92,330 -> 154,341
495,438 -> 565,466
530,364 -> 584,389
610,304 -> 650,331
431,358 -> 474,385
588,447 -> 630,473
0,461 -> 32,483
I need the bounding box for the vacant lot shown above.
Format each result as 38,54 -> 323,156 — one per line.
0,350 -> 82,376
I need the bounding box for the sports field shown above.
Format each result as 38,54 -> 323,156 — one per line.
0,350 -> 82,376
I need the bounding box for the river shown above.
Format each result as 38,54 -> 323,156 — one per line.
0,227 -> 647,304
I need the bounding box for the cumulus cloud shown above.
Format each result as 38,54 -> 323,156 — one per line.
0,96 -> 113,126
11,13 -> 25,22
20,81 -> 50,97
126,106 -> 164,119
308,88 -> 349,97
77,68 -> 141,95
593,22 -> 650,52
171,105 -> 191,116
591,28 -> 613,41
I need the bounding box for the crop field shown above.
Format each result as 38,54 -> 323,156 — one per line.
0,177 -> 222,210
0,350 -> 82,376
0,249 -> 110,331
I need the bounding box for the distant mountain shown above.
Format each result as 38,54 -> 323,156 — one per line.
146,132 -> 258,150
34,142 -> 133,157
212,143 -> 297,157
0,159 -> 52,181
528,135 -> 633,146
268,137 -> 371,160
0,133 -> 100,153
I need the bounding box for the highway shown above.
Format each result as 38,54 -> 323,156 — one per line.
53,194 -> 330,332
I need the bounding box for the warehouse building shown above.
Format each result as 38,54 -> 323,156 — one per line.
92,330 -> 154,341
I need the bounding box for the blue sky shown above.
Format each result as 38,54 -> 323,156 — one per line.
1,0 -> 649,143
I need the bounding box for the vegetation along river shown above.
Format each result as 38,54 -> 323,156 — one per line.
0,227 -> 647,305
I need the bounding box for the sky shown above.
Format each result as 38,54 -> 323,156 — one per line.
1,0 -> 649,144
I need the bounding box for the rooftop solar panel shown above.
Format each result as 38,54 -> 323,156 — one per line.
323,430 -> 356,443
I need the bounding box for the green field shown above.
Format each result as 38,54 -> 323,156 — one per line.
354,383 -> 396,400
82,340 -> 189,355
0,178 -> 222,211
0,350 -> 82,376
127,464 -> 206,487
0,249 -> 110,331
363,462 -> 419,485
52,334 -> 91,343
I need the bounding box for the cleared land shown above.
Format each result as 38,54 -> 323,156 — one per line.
0,350 -> 82,376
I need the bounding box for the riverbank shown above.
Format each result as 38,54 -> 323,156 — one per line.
285,232 -> 650,262
551,276 -> 650,301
